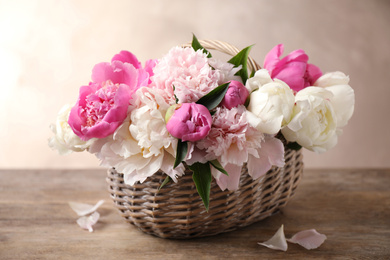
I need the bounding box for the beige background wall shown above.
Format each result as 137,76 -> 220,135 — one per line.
0,0 -> 389,169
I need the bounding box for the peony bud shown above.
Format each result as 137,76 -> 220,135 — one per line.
220,80 -> 249,109
165,104 -> 181,123
166,103 -> 212,142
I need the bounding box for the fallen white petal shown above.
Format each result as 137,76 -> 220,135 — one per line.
287,229 -> 327,250
69,200 -> 104,216
76,212 -> 100,232
258,224 -> 288,251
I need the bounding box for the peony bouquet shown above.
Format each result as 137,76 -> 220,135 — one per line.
49,35 -> 355,210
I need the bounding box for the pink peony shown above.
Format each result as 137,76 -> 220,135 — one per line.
111,50 -> 157,88
68,57 -> 139,141
88,86 -> 185,186
166,103 -> 212,142
136,59 -> 157,88
111,50 -> 142,69
144,59 -> 158,84
220,80 -> 249,109
263,44 -> 322,92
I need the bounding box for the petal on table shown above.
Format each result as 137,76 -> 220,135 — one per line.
287,229 -> 327,250
258,225 -> 288,251
76,212 -> 100,232
69,200 -> 104,216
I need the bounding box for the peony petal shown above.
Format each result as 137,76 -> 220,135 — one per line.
215,163 -> 242,191
159,151 -> 185,183
137,68 -> 150,88
246,110 -> 263,130
278,49 -> 308,65
111,50 -> 141,69
246,69 -> 273,93
247,153 -> 271,180
314,71 -> 349,87
144,59 -> 157,84
262,136 -> 285,167
258,225 -> 288,251
273,62 -> 307,92
263,44 -> 284,72
185,146 -> 209,165
69,200 -> 105,216
325,84 -> 355,128
287,229 -> 327,250
76,212 -> 100,232
247,136 -> 284,180
305,63 -> 323,86
91,61 -> 138,88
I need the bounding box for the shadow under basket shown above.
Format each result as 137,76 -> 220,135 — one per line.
106,146 -> 304,239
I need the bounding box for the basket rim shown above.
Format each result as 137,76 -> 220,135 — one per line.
182,39 -> 262,72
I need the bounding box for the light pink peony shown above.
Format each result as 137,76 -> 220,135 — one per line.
220,80 -> 249,109
247,136 -> 285,180
151,46 -> 239,103
68,56 -> 139,141
196,106 -> 264,190
166,103 -> 212,142
197,106 -> 263,165
264,44 -> 322,92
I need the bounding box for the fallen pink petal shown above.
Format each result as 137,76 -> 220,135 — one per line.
76,212 -> 100,232
287,229 -> 327,250
68,200 -> 104,216
258,225 -> 288,251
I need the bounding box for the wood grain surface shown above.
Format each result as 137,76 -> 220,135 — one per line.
0,169 -> 389,259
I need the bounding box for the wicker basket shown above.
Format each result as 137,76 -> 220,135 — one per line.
105,40 -> 305,239
106,146 -> 303,239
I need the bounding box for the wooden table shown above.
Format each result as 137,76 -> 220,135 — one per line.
0,169 -> 389,259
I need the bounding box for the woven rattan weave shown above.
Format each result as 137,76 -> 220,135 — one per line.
105,40 -> 304,239
106,145 -> 303,239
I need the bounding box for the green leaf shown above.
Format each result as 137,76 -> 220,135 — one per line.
244,95 -> 250,107
228,45 -> 253,84
249,69 -> 255,78
158,176 -> 172,191
191,34 -> 212,58
174,139 -> 188,168
189,162 -> 212,211
286,141 -> 302,151
210,159 -> 228,176
196,82 -> 230,111
172,85 -> 179,104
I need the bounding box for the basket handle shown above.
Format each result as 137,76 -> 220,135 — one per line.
183,39 -> 262,72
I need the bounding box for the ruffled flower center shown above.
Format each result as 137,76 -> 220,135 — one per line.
84,80 -> 119,127
197,106 -> 263,165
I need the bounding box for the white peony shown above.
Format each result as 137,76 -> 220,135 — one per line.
246,69 -> 295,135
48,104 -> 95,155
91,87 -> 184,185
282,72 -> 354,153
246,69 -> 273,93
314,72 -> 355,128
